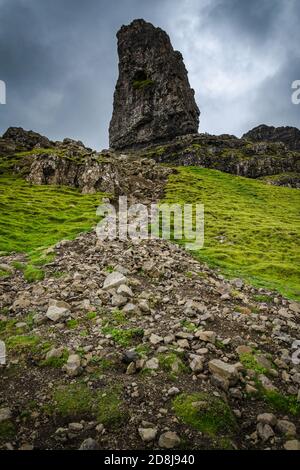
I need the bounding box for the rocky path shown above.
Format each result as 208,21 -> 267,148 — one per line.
0,231 -> 300,450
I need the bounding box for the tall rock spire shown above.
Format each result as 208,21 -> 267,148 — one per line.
109,19 -> 200,150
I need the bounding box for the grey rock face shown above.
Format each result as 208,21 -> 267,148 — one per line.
2,127 -> 52,150
109,19 -> 200,150
139,133 -> 300,186
243,124 -> 300,151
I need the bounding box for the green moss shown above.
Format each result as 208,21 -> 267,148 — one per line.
0,421 -> 16,440
66,319 -> 79,329
239,352 -> 268,374
89,357 -> 114,371
158,352 -> 188,378
102,326 -> 144,347
133,79 -> 154,89
10,261 -> 46,282
186,143 -> 203,152
151,146 -> 166,156
215,339 -> 226,350
14,148 -> 55,157
105,265 -> 114,273
51,270 -> 67,279
173,392 -> 236,437
181,320 -> 197,332
262,389 -> 300,416
135,343 -> 151,357
86,311 -> 97,320
39,350 -> 69,368
112,309 -> 128,325
6,335 -> 40,351
0,318 -> 17,337
0,175 -> 105,267
53,384 -> 93,418
25,311 -> 36,330
164,167 -> 300,300
52,384 -> 126,426
96,388 -> 126,426
0,269 -> 9,278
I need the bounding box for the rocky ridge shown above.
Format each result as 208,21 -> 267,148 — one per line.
1,127 -> 299,191
0,127 -> 173,200
243,125 -> 300,152
136,133 -> 300,186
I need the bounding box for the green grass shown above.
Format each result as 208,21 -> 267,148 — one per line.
0,174 -> 105,267
164,167 -> 300,300
23,265 -> 45,282
173,392 -> 236,437
252,294 -> 273,303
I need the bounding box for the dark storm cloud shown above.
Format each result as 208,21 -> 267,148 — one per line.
0,0 -> 299,148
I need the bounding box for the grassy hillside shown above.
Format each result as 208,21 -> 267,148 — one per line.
164,167 -> 300,300
0,174 -> 104,280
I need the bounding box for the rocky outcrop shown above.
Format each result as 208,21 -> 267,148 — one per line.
243,125 -> 300,152
2,126 -> 299,189
2,127 -> 53,151
109,19 -> 200,150
260,173 -> 300,189
6,141 -> 172,202
138,133 -> 300,181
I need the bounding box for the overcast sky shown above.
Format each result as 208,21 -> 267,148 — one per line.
0,0 -> 299,149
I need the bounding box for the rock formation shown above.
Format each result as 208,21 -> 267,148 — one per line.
1,126 -> 299,189
2,127 -> 52,150
243,124 -> 300,151
0,127 -> 172,199
109,19 -> 200,150
138,133 -> 300,181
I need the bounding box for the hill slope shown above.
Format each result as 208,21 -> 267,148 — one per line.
164,167 -> 300,300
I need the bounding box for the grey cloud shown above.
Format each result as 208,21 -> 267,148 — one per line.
0,0 -> 299,148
